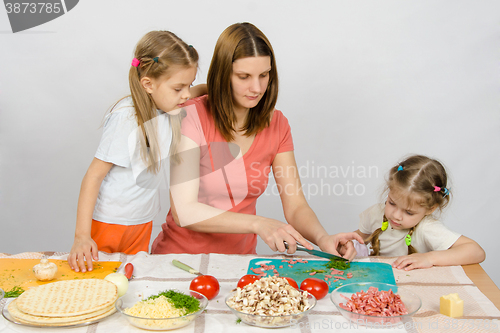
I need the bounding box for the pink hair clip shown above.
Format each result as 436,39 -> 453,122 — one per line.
434,186 -> 441,192
131,58 -> 140,67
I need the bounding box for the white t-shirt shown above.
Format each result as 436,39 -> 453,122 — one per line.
358,203 -> 461,257
93,97 -> 171,225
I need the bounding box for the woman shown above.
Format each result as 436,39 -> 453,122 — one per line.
151,23 -> 363,258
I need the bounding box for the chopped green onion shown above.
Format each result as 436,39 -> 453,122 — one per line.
4,286 -> 25,298
147,290 -> 200,314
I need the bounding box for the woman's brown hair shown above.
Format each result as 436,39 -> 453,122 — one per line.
127,30 -> 198,171
366,155 -> 451,256
207,22 -> 278,141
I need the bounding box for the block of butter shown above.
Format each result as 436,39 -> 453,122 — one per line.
440,293 -> 464,317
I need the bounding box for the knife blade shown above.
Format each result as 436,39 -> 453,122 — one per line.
283,241 -> 348,261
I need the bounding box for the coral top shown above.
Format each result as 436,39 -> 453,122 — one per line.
151,95 -> 294,254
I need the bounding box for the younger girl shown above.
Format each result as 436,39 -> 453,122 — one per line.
355,155 -> 485,271
68,31 -> 203,272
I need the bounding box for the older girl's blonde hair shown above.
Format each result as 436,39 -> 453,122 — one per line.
128,30 -> 198,171
366,155 -> 451,256
207,22 -> 278,141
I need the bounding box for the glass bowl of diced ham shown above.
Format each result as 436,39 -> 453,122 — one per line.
330,282 -> 421,328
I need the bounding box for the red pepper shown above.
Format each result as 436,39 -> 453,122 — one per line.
124,263 -> 134,280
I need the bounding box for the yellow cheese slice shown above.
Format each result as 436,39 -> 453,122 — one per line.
440,293 -> 463,318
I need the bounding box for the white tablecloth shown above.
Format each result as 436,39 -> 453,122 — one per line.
1,252 -> 499,333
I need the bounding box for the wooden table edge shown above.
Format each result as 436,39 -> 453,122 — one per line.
463,263 -> 500,311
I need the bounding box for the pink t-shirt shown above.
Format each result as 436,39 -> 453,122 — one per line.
151,95 -> 294,254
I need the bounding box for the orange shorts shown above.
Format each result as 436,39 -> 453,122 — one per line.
91,219 -> 153,255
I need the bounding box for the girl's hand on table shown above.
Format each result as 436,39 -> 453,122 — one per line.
254,218 -> 314,253
317,232 -> 365,261
68,236 -> 99,273
392,253 -> 433,271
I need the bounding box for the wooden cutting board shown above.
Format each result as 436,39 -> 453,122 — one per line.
247,258 -> 396,292
0,259 -> 122,293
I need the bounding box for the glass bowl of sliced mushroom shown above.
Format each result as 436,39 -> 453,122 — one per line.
225,276 -> 316,328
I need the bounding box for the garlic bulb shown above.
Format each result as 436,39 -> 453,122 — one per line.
33,259 -> 58,281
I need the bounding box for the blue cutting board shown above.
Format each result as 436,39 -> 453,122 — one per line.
247,258 -> 395,292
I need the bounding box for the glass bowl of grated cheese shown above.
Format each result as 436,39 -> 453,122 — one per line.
116,289 -> 208,330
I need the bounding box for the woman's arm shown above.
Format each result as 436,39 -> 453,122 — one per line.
272,151 -> 364,260
190,84 -> 207,99
392,235 -> 486,270
169,135 -> 313,252
68,158 -> 113,272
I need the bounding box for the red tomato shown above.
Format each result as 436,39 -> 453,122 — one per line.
237,274 -> 260,288
300,278 -> 329,300
190,275 -> 220,300
283,277 -> 299,289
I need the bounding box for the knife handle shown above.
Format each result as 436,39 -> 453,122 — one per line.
172,259 -> 201,275
283,241 -> 306,251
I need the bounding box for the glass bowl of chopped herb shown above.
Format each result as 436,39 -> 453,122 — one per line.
116,288 -> 208,330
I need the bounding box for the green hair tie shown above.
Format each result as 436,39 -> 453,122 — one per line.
153,57 -> 159,63
381,216 -> 389,231
381,221 -> 388,231
405,234 -> 412,246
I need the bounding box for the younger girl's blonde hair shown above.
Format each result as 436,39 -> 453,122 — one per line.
366,155 -> 451,256
128,30 -> 198,172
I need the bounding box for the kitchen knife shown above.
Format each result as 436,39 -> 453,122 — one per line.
172,259 -> 203,276
283,241 -> 348,261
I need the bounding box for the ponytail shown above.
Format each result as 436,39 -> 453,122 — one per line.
407,227 -> 417,255
364,227 -> 384,256
129,65 -> 161,173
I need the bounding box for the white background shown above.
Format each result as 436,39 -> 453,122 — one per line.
1,1 -> 498,287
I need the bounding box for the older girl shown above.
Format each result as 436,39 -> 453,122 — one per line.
151,23 -> 363,257
69,31 -> 204,272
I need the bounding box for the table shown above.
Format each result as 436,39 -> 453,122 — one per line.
463,264 -> 500,310
1,252 -> 499,333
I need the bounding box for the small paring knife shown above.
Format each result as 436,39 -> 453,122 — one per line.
283,241 -> 348,261
172,259 -> 203,276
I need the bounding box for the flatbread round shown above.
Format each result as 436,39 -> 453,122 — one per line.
15,279 -> 118,317
8,300 -> 116,327
8,299 -> 115,325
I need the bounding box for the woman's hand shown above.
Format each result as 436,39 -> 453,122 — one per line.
253,217 -> 314,253
68,236 -> 99,273
317,232 -> 365,261
392,253 -> 433,271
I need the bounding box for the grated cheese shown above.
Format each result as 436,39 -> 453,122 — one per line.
124,295 -> 194,329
